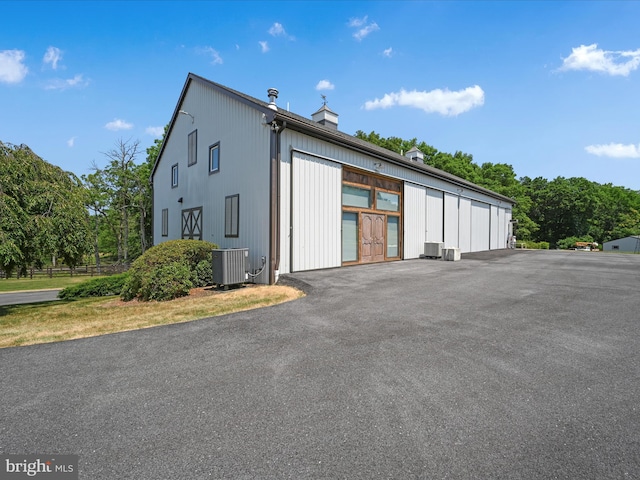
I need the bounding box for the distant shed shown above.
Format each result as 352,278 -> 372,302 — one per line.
603,236 -> 640,253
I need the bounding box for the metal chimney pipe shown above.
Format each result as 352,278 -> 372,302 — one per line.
267,88 -> 279,111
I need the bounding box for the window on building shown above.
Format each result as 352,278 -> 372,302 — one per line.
387,216 -> 399,257
181,207 -> 203,240
376,191 -> 400,212
209,143 -> 220,174
171,164 -> 178,188
188,130 -> 197,166
342,212 -> 358,262
225,194 -> 239,237
612,245 -> 619,250
161,209 -> 169,236
342,185 -> 371,208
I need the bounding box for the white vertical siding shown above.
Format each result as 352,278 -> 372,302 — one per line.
279,154 -> 292,274
459,197 -> 472,253
404,183 -> 426,259
291,153 -> 342,272
490,205 -> 499,249
471,201 -> 490,252
444,193 -> 459,248
426,188 -> 444,243
152,80 -> 271,282
498,207 -> 507,249
277,129 -> 515,271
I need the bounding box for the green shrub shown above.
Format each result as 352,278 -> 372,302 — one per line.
58,273 -> 129,300
145,262 -> 193,301
556,235 -> 594,250
193,259 -> 213,287
121,239 -> 218,302
519,240 -> 550,250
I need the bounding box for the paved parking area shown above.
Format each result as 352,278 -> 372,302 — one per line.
1,250 -> 639,479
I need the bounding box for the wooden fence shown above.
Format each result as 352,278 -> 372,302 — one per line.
0,264 -> 130,279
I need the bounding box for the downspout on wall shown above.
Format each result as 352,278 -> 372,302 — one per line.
268,119 -> 286,284
267,88 -> 286,284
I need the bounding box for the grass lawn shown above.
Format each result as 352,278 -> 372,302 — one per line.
0,285 -> 303,348
0,276 -> 90,293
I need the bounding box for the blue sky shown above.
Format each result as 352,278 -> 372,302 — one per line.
2,1 -> 639,189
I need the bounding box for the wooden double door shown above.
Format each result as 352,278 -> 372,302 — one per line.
360,213 -> 385,263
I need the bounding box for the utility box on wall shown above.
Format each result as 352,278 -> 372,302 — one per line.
212,248 -> 249,287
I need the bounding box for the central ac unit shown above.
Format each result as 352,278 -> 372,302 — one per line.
212,248 -> 249,287
424,242 -> 444,258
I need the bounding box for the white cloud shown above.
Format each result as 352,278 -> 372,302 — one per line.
349,15 -> 379,41
363,85 -> 485,117
560,44 -> 640,76
348,16 -> 368,28
105,119 -> 133,131
383,47 -> 393,58
67,136 -> 76,147
0,49 -> 28,84
316,79 -> 335,91
43,46 -> 63,69
268,22 -> 295,41
354,23 -> 379,41
146,126 -> 164,137
45,74 -> 88,90
205,47 -> 223,65
269,22 -> 286,36
259,41 -> 269,53
585,143 -> 640,158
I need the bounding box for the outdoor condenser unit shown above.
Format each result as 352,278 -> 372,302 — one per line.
424,242 -> 444,258
212,248 -> 249,287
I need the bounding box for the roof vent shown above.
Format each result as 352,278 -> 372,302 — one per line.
267,88 -> 279,111
405,146 -> 424,163
311,96 -> 338,130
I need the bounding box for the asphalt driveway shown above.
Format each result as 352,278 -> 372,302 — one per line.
1,250 -> 639,479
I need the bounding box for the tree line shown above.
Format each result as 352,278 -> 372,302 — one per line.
0,134 -> 162,277
355,130 -> 640,247
2,129 -> 639,276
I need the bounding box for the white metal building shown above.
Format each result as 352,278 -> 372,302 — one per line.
603,236 -> 640,253
151,73 -> 515,284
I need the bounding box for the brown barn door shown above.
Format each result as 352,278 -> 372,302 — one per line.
361,213 -> 385,263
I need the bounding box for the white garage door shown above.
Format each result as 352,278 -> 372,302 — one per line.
444,193 -> 459,248
292,153 -> 342,272
426,188 -> 443,243
471,201 -> 490,252
404,183 -> 426,259
459,197 -> 471,253
490,205 -> 499,249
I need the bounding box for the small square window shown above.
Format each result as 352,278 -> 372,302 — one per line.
171,164 -> 178,188
209,143 -> 220,174
612,245 -> 619,250
188,130 -> 197,166
225,194 -> 239,237
161,209 -> 169,237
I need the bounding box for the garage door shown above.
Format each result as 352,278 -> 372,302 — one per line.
459,197 -> 471,253
292,153 -> 342,271
426,188 -> 443,243
404,183 -> 426,259
470,201 -> 490,252
444,193 -> 459,248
